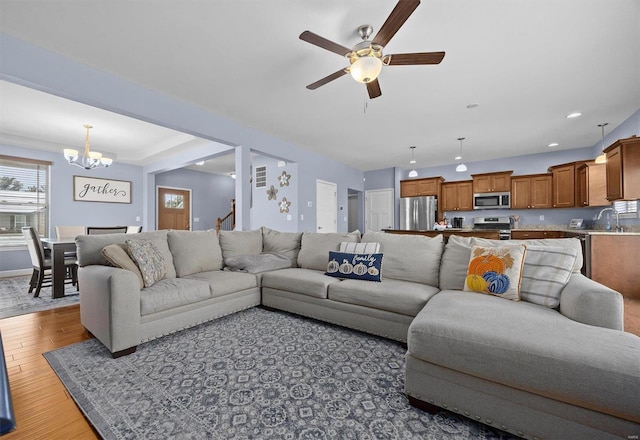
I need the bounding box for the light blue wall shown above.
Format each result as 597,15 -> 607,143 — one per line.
0,143 -> 144,271
0,33 -> 365,235
155,168 -> 235,231
250,156 -> 299,232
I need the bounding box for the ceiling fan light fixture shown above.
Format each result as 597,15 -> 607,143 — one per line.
350,55 -> 383,84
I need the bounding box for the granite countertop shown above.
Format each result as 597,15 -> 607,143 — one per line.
512,228 -> 640,236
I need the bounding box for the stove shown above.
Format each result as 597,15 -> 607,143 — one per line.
473,216 -> 511,240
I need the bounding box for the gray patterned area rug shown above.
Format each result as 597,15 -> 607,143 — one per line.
0,275 -> 80,319
44,307 -> 516,440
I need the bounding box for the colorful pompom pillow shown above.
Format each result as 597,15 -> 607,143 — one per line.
463,244 -> 526,301
326,251 -> 383,282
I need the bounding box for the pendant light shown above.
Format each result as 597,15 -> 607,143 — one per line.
594,123 -> 609,164
408,146 -> 418,177
455,137 -> 467,172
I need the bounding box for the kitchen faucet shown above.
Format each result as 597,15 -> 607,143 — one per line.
596,207 -> 623,232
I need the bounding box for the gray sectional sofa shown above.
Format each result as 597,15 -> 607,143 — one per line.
75,227 -> 640,440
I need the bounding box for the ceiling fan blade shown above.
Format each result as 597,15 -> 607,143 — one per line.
387,51 -> 445,65
372,0 -> 421,47
306,69 -> 349,90
299,31 -> 352,56
367,79 -> 382,99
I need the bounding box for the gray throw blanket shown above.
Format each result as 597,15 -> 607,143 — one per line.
223,253 -> 292,274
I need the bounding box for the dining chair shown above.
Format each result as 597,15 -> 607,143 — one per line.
86,226 -> 128,235
55,225 -> 86,239
126,226 -> 143,233
21,227 -> 78,298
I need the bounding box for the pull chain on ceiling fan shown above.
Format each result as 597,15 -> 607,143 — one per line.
299,0 -> 445,99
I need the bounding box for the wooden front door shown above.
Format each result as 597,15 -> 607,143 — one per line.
158,187 -> 191,230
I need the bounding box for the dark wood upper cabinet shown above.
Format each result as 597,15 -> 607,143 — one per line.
400,177 -> 444,198
577,161 -> 610,207
604,136 -> 640,201
471,171 -> 512,193
548,163 -> 576,208
511,174 -> 552,209
442,180 -> 473,211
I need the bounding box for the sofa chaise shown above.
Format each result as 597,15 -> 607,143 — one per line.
75,227 -> 640,440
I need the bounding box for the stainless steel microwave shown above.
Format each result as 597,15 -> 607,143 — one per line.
473,192 -> 510,210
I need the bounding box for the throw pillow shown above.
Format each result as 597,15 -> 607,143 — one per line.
326,251 -> 383,282
520,245 -> 579,308
125,239 -> 167,288
101,244 -> 145,289
463,244 -> 526,301
339,241 -> 380,254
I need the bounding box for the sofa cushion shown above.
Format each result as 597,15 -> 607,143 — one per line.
261,268 -> 340,299
326,251 -> 383,282
140,278 -> 210,315
183,271 -> 258,298
463,244 -> 526,301
297,231 -> 360,271
438,235 -> 472,290
168,230 -> 223,277
520,245 -> 578,308
219,229 -> 263,259
361,232 -> 443,286
261,227 -> 302,267
76,230 -> 177,278
223,253 -> 292,274
328,278 -> 440,317
408,290 -> 640,422
101,244 -> 144,289
125,239 -> 167,288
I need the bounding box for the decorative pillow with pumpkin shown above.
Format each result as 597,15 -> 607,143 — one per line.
463,244 -> 526,301
326,251 -> 383,282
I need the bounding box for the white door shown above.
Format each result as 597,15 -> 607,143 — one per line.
365,189 -> 394,232
316,180 -> 337,233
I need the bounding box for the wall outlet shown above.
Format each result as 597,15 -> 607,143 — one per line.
194,217 -> 199,222
287,215 -> 292,221
136,216 -> 140,222
300,214 -> 304,221
539,215 -> 544,221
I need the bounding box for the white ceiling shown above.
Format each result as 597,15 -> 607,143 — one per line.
1,0 -> 639,173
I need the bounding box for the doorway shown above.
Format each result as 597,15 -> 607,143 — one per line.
365,189 -> 394,232
316,180 -> 337,233
348,189 -> 363,232
157,186 -> 192,230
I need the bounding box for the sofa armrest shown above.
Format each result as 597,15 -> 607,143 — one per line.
559,273 -> 624,331
79,265 -> 141,354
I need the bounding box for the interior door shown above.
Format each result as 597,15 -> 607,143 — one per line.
365,189 -> 394,231
158,187 -> 191,230
316,180 -> 337,233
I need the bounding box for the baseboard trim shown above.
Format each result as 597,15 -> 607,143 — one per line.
0,269 -> 31,279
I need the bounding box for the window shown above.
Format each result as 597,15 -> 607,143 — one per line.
0,155 -> 51,247
614,200 -> 638,218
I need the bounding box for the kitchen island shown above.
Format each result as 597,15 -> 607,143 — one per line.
382,229 -> 500,242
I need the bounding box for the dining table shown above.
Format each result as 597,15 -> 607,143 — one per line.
41,237 -> 77,299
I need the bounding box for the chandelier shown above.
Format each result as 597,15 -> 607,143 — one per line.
63,125 -> 113,169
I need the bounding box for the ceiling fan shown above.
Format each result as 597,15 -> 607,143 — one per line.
299,0 -> 445,99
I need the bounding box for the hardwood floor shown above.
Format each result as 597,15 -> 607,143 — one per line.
1,300 -> 639,439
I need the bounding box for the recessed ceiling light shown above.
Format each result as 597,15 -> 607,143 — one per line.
454,155 -> 462,160
566,112 -> 582,119
195,160 -> 205,166
466,103 -> 479,109
548,142 -> 559,147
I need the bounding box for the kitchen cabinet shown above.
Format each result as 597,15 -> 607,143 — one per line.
549,163 -> 576,208
441,180 -> 473,211
511,174 -> 552,209
400,177 -> 444,198
604,136 -> 640,201
590,234 -> 640,299
471,171 -> 512,193
577,161 -> 610,207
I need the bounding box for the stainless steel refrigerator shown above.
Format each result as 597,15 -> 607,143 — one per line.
400,196 -> 437,230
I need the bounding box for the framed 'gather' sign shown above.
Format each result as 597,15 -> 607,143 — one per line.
73,176 -> 131,204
